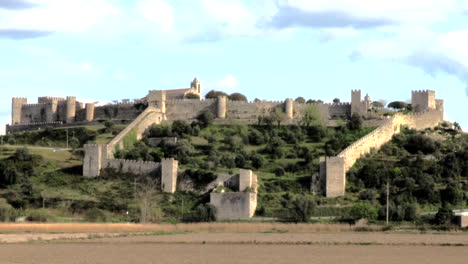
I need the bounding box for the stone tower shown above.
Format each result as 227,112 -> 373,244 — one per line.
66,96 -> 76,123
411,90 -> 436,112
11,97 -> 27,125
217,96 -> 227,119
191,77 -> 202,94
85,103 -> 95,122
285,98 -> 294,119
351,90 -> 361,115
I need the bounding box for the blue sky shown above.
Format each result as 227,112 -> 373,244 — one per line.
1,0 -> 468,133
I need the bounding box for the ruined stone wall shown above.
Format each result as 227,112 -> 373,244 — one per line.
105,159 -> 160,175
210,193 -> 257,220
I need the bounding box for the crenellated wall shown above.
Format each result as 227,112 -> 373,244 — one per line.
106,158 -> 160,175
319,107 -> 444,197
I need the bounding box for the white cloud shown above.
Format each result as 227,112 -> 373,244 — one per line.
137,0 -> 174,31
0,0 -> 119,33
216,75 -> 238,89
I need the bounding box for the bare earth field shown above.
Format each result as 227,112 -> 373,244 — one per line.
0,224 -> 466,264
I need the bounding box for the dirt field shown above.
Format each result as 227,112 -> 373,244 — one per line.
0,224 -> 466,264
0,243 -> 466,264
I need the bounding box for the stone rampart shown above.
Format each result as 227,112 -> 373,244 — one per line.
319,109 -> 443,197
165,99 -> 216,120
106,159 -> 160,175
107,107 -> 164,158
161,158 -> 178,193
93,104 -> 141,121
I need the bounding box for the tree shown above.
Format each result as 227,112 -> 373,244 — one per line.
347,113 -> 363,130
295,97 -> 306,104
333,98 -> 340,104
301,105 -> 323,127
250,154 -> 265,169
138,180 -> 161,223
372,101 -> 384,110
69,137 -> 80,150
388,101 -> 407,111
287,196 -> 316,223
185,93 -> 200,99
229,93 -> 248,102
434,207 -> 454,226
205,90 -> 228,99
104,120 -> 115,132
196,111 -> 215,128
195,204 -> 217,222
270,108 -> 287,126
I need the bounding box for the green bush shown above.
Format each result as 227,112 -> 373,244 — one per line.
26,209 -> 56,223
0,199 -> 17,222
287,196 -> 316,223
195,204 -> 217,222
85,208 -> 107,222
349,203 -> 378,221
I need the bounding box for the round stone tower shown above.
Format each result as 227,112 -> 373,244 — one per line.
66,96 -> 76,123
217,96 -> 227,119
85,103 -> 95,122
285,98 -> 294,119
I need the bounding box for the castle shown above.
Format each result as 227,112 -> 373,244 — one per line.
7,78 -> 376,134
7,79 -> 445,218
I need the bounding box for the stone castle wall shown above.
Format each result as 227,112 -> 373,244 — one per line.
210,192 -> 257,220
107,107 -> 164,157
93,104 -> 142,121
106,158 -> 160,175
165,99 -> 216,120
320,109 -> 443,197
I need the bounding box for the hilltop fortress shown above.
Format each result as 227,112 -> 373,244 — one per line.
8,78 -> 381,134
7,79 -> 445,216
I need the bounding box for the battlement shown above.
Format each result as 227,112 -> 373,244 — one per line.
412,89 -> 434,95
22,103 -> 45,109
111,158 -> 160,166
38,96 -> 65,102
12,97 -> 28,101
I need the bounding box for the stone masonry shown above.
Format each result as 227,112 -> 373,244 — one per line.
210,169 -> 258,220
317,90 -> 444,197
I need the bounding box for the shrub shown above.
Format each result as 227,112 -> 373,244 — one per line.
26,209 -> 56,222
195,204 -> 217,222
349,203 -> 378,221
250,154 -> 265,169
287,196 -> 316,223
274,166 -> 285,177
85,208 -> 107,222
434,207 -> 454,226
0,199 -> 16,222
196,111 -> 215,128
